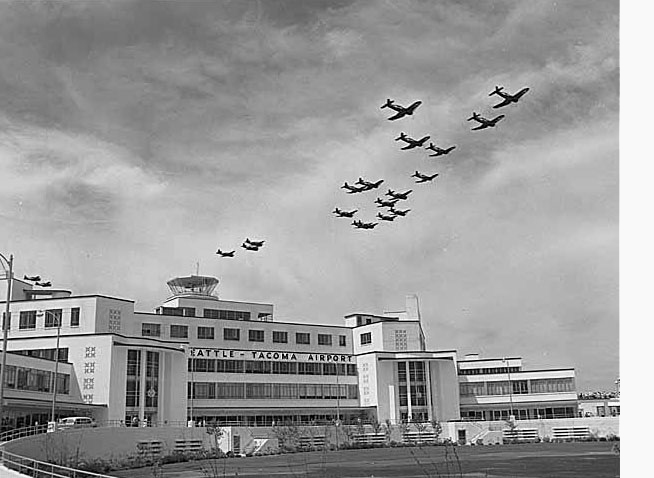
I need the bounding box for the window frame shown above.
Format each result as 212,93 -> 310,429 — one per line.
295,332 -> 311,345
223,327 -> 241,341
360,332 -> 372,345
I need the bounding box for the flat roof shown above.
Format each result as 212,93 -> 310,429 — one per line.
2,294 -> 134,304
135,311 -> 351,329
457,357 -> 522,363
160,298 -> 274,307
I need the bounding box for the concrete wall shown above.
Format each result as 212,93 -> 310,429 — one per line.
442,416 -> 620,444
430,359 -> 460,421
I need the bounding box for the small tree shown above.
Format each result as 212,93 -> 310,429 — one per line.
414,421 -> 428,446
430,420 -> 443,444
206,421 -> 225,457
384,419 -> 393,444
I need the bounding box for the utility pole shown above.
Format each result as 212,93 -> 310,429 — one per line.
50,310 -> 62,424
0,253 -> 14,432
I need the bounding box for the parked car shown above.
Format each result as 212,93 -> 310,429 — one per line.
48,416 -> 96,432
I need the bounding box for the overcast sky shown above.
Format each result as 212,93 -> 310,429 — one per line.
0,0 -> 618,391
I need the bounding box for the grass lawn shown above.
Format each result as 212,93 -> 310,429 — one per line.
111,441 -> 619,478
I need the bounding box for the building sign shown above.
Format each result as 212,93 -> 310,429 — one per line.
187,347 -> 353,363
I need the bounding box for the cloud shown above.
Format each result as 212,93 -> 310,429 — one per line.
0,0 -> 618,390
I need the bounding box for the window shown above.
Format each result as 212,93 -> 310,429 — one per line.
339,335 -> 347,347
142,323 -> 161,337
394,330 -> 407,350
272,331 -> 288,343
249,330 -> 265,342
487,381 -> 511,395
170,325 -> 189,339
360,332 -> 372,345
45,309 -> 62,328
70,308 -> 80,327
295,332 -> 310,345
512,380 -> 529,394
197,326 -> 215,340
19,311 -> 37,330
108,309 -> 121,332
459,382 -> 486,396
530,378 -> 574,393
223,328 -> 240,341
204,309 -> 251,321
318,334 -> 332,346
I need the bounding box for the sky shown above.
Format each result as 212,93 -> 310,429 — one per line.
0,0 -> 618,391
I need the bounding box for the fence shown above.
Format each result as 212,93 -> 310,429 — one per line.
1,448 -> 117,478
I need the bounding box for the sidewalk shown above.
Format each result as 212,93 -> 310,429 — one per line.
0,464 -> 28,477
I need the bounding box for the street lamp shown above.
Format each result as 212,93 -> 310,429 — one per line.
0,252 -> 14,432
45,310 -> 62,424
503,357 -> 515,421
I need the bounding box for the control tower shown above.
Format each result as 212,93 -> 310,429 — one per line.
166,275 -> 219,299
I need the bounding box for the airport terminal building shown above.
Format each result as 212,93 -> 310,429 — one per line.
1,275 -> 578,428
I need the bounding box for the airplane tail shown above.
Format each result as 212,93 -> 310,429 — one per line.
466,113 -> 477,121
381,98 -> 393,109
489,86 -> 503,96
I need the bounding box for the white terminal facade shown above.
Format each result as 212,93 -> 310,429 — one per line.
0,275 -> 578,428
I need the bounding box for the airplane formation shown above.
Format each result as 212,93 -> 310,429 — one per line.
214,238 -> 266,258
24,275 -> 52,287
333,86 -> 530,230
212,85 -> 530,255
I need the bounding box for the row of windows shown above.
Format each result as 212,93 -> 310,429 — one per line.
143,323 -> 348,346
157,307 -> 272,322
458,367 -> 521,375
188,358 -> 358,376
12,348 -> 69,362
460,407 -> 577,421
188,382 -> 359,400
8,309 -> 80,330
0,364 -> 70,394
459,378 -> 575,397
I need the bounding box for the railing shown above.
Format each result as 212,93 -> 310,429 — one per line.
1,448 -> 117,478
0,424 -> 49,443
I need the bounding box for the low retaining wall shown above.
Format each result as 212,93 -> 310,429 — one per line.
443,417 -> 619,445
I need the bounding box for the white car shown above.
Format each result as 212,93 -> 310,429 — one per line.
49,417 -> 96,431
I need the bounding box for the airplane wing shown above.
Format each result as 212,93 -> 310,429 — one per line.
492,98 -> 512,109
407,101 -> 422,112
387,111 -> 405,121
471,124 -> 488,131
401,144 -> 416,150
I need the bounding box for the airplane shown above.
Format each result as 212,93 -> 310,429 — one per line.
216,249 -> 235,257
241,242 -> 260,251
352,220 -> 378,229
389,206 -> 411,217
355,178 -> 384,190
489,86 -> 530,108
412,171 -> 440,183
466,112 -> 505,131
23,275 -> 41,282
425,143 -> 456,157
397,134 -> 431,150
245,238 -> 265,248
380,99 -> 422,120
36,281 -> 51,287
376,212 -> 396,222
333,208 -> 358,218
341,182 -> 366,194
375,197 -> 399,208
386,189 -> 413,200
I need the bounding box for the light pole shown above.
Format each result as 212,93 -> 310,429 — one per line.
47,310 -> 62,424
0,252 -> 14,432
503,357 -> 515,420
